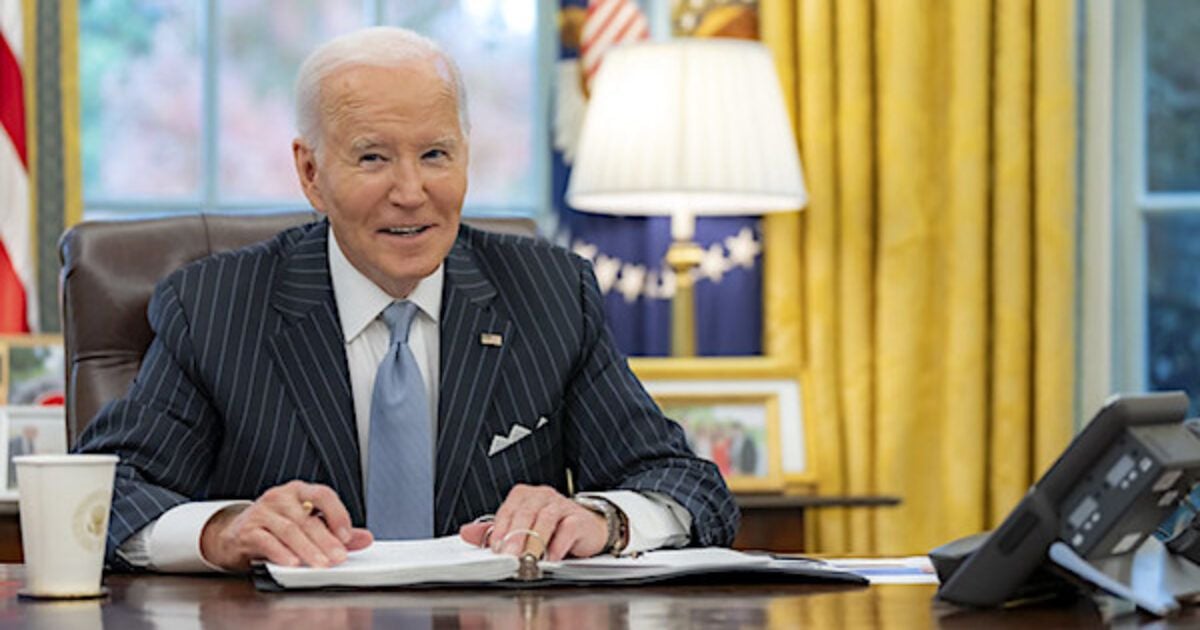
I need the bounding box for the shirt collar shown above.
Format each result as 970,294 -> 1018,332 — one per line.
328,228 -> 444,344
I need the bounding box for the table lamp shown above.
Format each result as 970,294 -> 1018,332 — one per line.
566,38 -> 807,357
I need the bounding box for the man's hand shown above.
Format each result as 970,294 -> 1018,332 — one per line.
200,481 -> 373,572
458,484 -> 608,561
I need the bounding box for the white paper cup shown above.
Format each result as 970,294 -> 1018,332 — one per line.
15,454 -> 118,599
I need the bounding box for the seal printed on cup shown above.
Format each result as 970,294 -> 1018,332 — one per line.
14,454 -> 118,599
73,489 -> 112,553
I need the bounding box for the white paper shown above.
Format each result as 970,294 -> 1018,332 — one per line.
266,538 -> 852,589
266,536 -> 518,588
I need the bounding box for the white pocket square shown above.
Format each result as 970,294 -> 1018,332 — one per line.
488,424 -> 533,457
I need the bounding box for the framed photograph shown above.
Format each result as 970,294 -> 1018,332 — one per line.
2,406 -> 68,495
652,391 -> 784,492
646,378 -> 812,492
0,334 -> 66,406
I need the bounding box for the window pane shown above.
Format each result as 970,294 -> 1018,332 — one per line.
218,1 -> 363,202
80,0 -> 201,199
1145,0 -> 1200,192
1146,213 -> 1200,414
383,0 -> 537,211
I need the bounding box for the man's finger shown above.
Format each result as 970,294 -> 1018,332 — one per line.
459,522 -> 490,547
527,502 -> 569,560
546,512 -> 588,561
299,511 -> 349,564
497,507 -> 538,556
262,511 -> 332,568
501,498 -> 567,557
304,484 -> 354,544
247,528 -> 299,567
490,486 -> 533,551
490,492 -> 523,531
346,528 -> 374,551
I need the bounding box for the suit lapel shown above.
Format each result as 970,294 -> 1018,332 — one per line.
435,234 -> 512,532
265,222 -> 365,524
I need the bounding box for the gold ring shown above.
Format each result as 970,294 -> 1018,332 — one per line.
300,500 -> 315,515
482,525 -> 495,548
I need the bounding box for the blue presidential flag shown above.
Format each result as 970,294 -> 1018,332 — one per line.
553,0 -> 762,357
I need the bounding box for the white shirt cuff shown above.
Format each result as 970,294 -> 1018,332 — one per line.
580,490 -> 691,554
145,500 -> 251,573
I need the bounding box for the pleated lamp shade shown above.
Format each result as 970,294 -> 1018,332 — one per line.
566,38 -> 807,222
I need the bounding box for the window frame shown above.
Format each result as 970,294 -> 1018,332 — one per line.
1078,0 -> 1117,425
81,0 -> 552,221
1082,0 -> 1200,425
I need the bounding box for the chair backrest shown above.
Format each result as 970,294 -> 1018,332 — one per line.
58,212 -> 538,444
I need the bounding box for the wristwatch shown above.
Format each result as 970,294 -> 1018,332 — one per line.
573,496 -> 629,555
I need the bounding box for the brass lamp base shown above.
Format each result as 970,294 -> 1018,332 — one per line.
665,239 -> 704,357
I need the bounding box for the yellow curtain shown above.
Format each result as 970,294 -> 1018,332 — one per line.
760,0 -> 1077,554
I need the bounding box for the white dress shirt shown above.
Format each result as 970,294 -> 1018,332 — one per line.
117,230 -> 689,571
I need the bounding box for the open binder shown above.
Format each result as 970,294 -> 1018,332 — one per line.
253,536 -> 867,591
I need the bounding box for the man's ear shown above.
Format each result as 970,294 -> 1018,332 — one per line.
292,138 -> 325,213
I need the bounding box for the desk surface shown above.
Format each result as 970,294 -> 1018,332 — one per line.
0,564 -> 1161,629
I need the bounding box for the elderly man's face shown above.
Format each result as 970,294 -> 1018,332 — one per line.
293,59 -> 468,297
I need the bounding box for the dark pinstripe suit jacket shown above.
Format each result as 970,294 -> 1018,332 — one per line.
75,220 -> 739,564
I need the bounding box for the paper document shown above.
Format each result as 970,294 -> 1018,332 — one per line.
262,536 -> 868,590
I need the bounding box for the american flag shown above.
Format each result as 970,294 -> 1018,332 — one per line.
579,0 -> 649,91
0,0 -> 33,332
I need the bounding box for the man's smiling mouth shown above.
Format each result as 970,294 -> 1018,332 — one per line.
380,226 -> 431,236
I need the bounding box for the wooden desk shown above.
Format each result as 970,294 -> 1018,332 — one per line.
0,564 -> 1145,628
734,495 -> 901,553
0,509 -> 17,564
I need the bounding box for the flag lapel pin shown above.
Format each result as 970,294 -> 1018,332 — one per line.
480,333 -> 503,347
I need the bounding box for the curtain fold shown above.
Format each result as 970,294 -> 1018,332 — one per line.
761,0 -> 1077,554
22,0 -> 79,332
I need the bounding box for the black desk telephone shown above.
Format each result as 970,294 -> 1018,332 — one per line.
931,392 -> 1200,609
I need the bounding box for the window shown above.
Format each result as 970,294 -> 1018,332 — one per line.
1102,0 -> 1200,414
80,0 -> 544,218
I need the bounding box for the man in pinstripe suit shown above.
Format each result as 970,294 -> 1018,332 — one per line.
75,27 -> 738,573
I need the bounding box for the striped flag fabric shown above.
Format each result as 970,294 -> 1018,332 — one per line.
0,0 -> 33,332
579,0 -> 649,91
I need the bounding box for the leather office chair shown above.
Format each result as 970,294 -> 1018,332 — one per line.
58,212 -> 538,445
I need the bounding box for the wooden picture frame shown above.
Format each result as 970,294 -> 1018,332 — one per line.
651,390 -> 785,493
0,334 -> 66,407
646,378 -> 812,492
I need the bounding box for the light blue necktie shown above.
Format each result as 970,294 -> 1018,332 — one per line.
366,301 -> 433,539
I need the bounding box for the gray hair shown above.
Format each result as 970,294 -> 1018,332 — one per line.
294,26 -> 470,151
